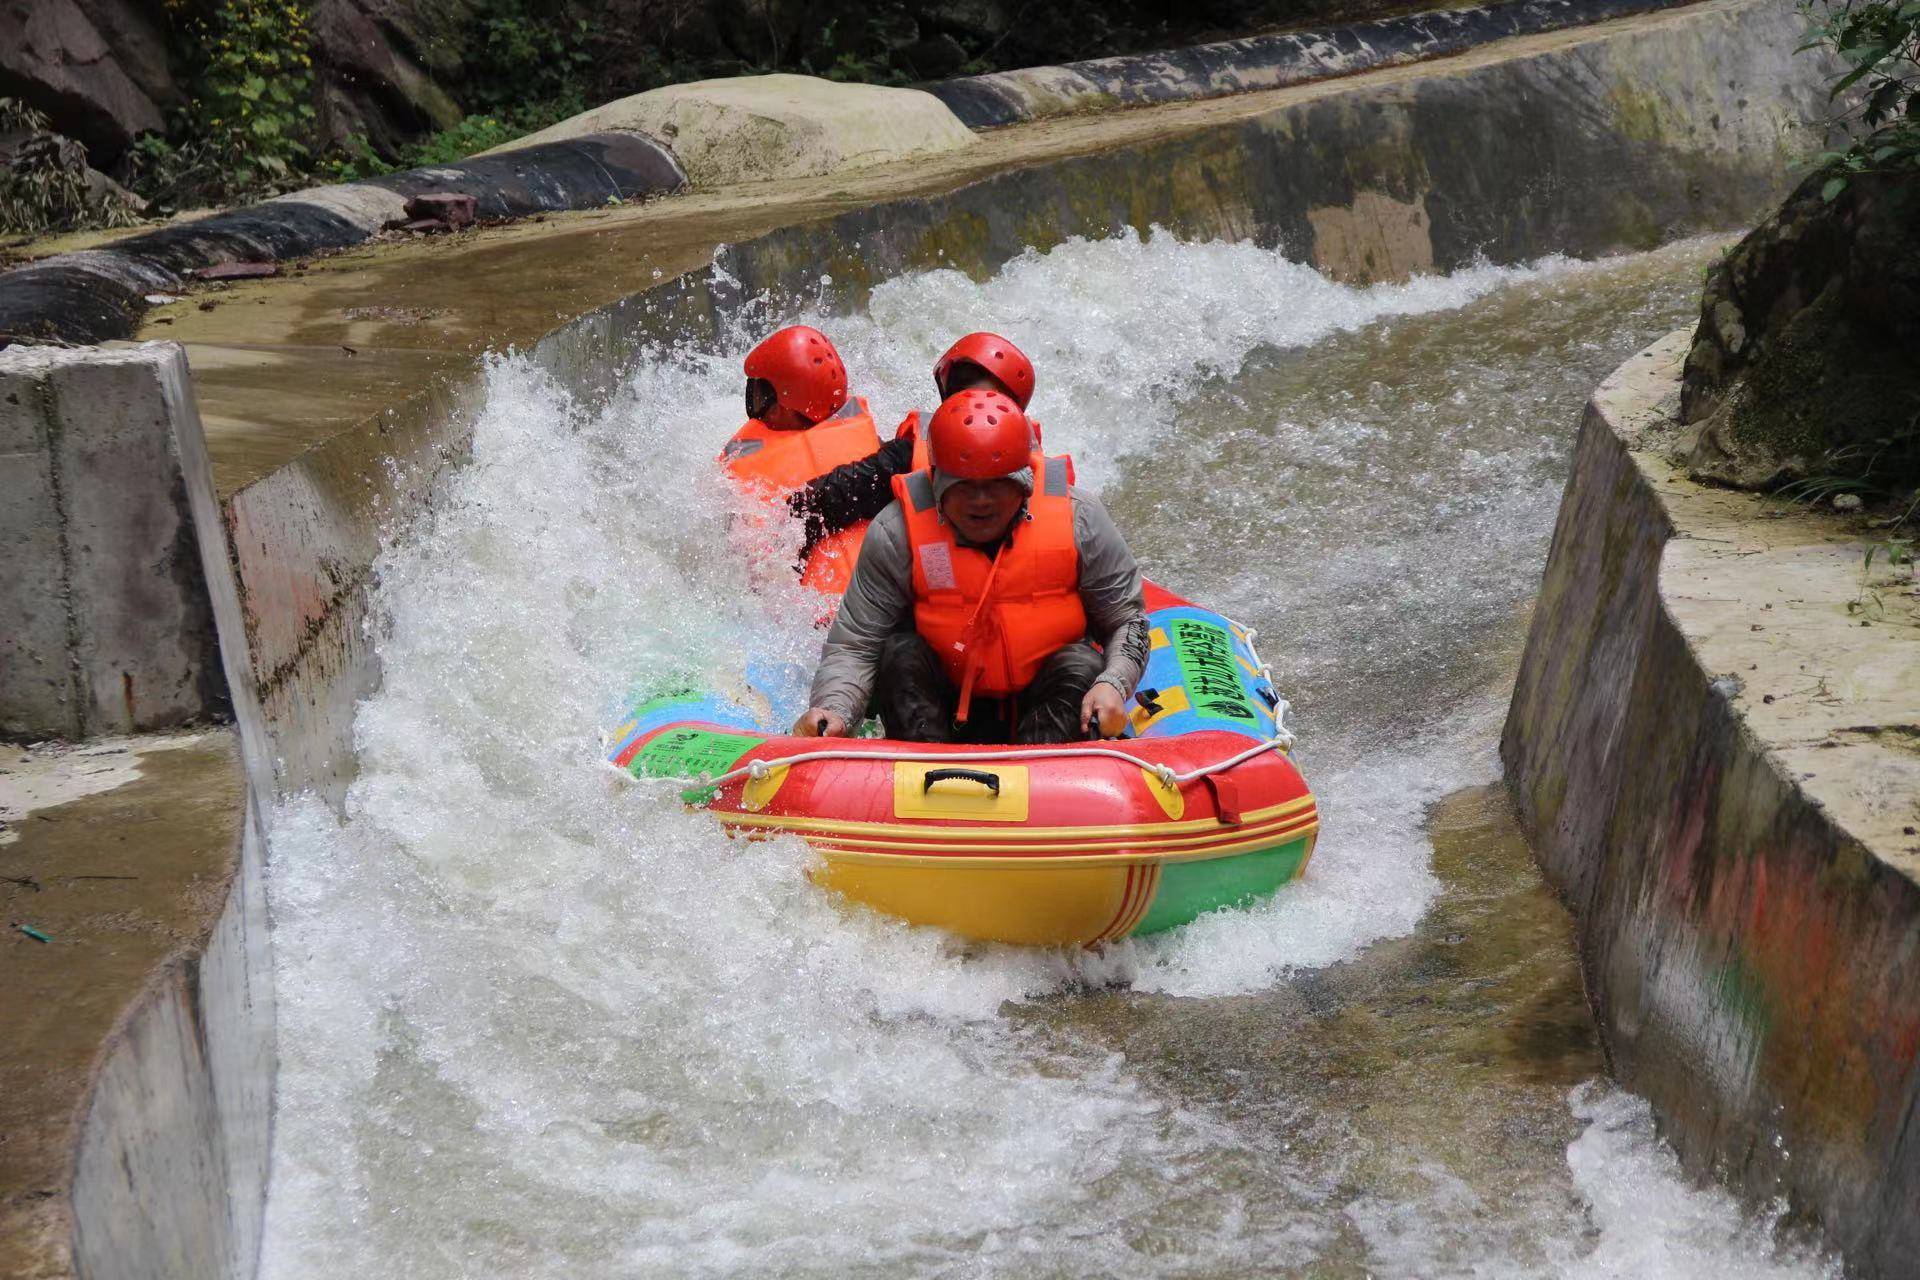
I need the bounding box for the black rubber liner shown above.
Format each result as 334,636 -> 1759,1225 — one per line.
0,134 -> 685,348
927,0 -> 1698,127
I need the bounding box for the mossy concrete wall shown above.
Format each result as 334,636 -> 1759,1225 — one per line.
1503,332 -> 1920,1277
2,349 -> 275,1280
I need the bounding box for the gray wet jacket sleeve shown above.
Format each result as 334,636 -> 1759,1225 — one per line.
806,489 -> 1151,721
1071,487 -> 1150,699
808,504 -> 914,723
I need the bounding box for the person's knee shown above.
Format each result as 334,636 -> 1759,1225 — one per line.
1036,641 -> 1103,692
876,631 -> 953,742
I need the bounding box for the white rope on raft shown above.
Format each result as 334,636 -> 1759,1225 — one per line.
606,719 -> 1294,792
700,730 -> 1297,791
605,614 -> 1295,793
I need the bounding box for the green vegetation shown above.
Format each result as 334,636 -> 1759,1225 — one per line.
157,0 -> 319,202
1771,1 -> 1920,534
0,100 -> 143,235
1802,0 -> 1920,198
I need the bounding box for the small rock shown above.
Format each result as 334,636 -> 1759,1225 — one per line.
192,261 -> 278,281
1833,492 -> 1863,512
402,192 -> 477,229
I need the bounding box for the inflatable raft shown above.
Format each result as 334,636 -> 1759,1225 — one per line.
606,581 -> 1317,946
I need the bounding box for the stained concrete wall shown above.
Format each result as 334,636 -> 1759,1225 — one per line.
0,346 -> 227,741
1503,333 -> 1920,1276
928,0 -> 1690,126
0,347 -> 275,1280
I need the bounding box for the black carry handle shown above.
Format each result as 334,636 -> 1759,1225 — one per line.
923,767 -> 1001,795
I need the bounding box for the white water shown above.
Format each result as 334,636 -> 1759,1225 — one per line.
261,231 -> 1839,1278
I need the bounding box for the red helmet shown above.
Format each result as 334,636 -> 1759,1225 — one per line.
743,325 -> 848,423
928,390 -> 1030,479
934,332 -> 1035,409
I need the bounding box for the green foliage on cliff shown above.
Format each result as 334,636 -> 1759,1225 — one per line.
1802,0 -> 1920,198
161,0 -> 320,201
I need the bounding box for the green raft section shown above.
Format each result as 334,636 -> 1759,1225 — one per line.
1134,841 -> 1314,935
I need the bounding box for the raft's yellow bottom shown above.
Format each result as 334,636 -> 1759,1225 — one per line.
810,825 -> 1319,947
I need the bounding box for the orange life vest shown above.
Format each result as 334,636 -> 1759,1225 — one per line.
720,397 -> 880,594
893,453 -> 1085,723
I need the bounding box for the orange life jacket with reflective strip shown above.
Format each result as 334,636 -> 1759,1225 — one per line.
892,453 -> 1085,722
720,397 -> 880,594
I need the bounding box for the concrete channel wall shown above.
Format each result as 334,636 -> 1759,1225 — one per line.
6,2 -> 1848,1275
1503,334 -> 1920,1276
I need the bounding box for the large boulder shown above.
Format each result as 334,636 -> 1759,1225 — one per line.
1680,166 -> 1920,490
492,73 -> 975,187
309,0 -> 468,154
0,0 -> 176,164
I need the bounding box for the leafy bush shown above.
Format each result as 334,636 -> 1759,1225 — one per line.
156,0 -> 319,203
1801,0 -> 1920,198
465,0 -> 595,116
0,99 -> 142,235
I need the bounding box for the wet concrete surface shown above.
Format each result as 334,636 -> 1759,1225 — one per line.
0,733 -> 244,1278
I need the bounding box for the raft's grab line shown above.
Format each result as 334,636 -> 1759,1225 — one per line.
686,728 -> 1294,792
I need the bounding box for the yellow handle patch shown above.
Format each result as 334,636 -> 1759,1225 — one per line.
893,762 -> 1031,821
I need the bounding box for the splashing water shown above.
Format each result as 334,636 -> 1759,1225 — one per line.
261,230 -> 1839,1278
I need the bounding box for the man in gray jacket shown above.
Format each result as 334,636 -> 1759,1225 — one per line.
793,389 -> 1150,745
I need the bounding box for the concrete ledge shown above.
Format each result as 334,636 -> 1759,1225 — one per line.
1502,331 -> 1920,1277
0,345 -> 227,741
0,343 -> 275,1280
927,0 -> 1695,127
496,74 -> 977,186
0,732 -> 262,1280
0,135 -> 686,349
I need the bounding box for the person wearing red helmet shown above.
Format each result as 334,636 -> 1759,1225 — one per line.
720,325 -> 883,593
784,332 -> 1042,561
792,388 -> 1149,745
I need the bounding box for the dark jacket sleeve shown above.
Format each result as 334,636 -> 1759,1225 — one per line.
787,436 -> 917,553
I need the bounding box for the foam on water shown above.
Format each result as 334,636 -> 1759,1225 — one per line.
261,230 -> 1838,1278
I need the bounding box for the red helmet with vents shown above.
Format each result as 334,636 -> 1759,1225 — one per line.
743,325 -> 848,424
933,331 -> 1035,409
927,389 -> 1030,479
